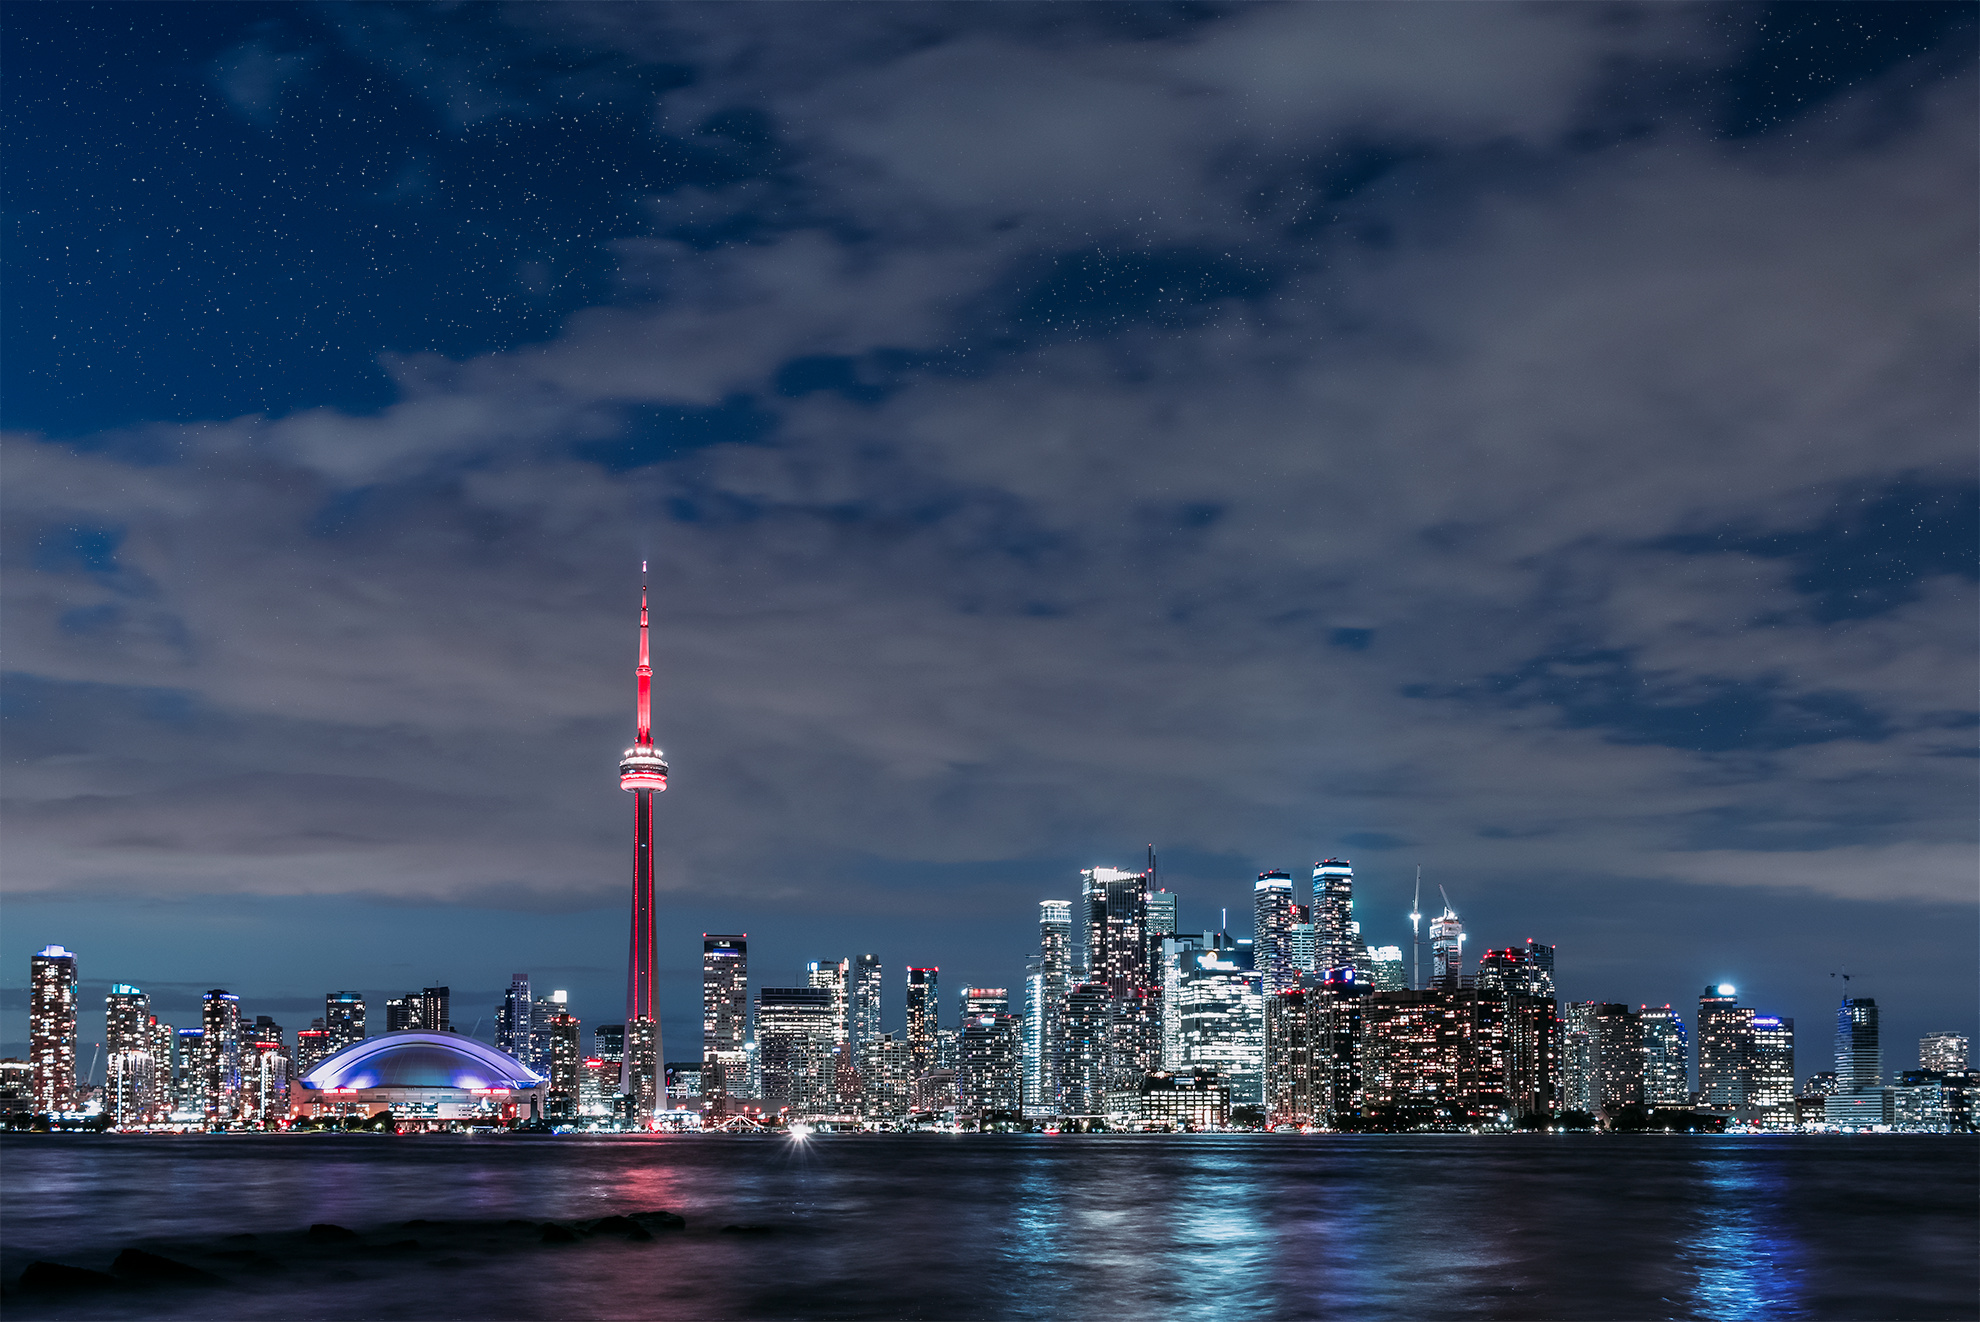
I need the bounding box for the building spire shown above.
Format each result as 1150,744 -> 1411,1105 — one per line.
637,560 -> 652,746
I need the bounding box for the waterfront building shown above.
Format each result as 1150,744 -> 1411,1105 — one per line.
578,1055 -> 619,1116
1560,1002 -> 1599,1113
546,1008 -> 582,1117
906,968 -> 939,1079
756,987 -> 837,1116
1834,996 -> 1881,1098
957,990 -> 1021,1118
497,974 -> 533,1064
526,990 -> 566,1074
296,1032 -> 545,1129
1083,865 -> 1150,989
1106,1069 -> 1229,1131
1264,989 -> 1315,1127
293,1023 -> 334,1080
703,935 -> 749,1098
30,945 -> 79,1114
616,565 -> 671,1117
912,1067 -> 959,1113
1025,900 -> 1072,1116
1470,954 -> 1558,1119
808,959 -> 851,1046
245,1017 -> 289,1125
1174,942 -> 1263,1107
1310,969 -> 1370,1125
174,1029 -> 203,1117
1060,982 -> 1112,1116
1308,860 -> 1352,974
325,992 -> 366,1050
1698,986 -> 1753,1109
1362,989 -> 1470,1127
0,1059 -> 32,1118
1641,1006 -> 1690,1106
862,1032 -> 913,1116
105,984 -> 156,1125
1750,1015 -> 1795,1124
199,990 -> 245,1123
146,1016 -> 179,1115
1593,1003 -> 1644,1112
850,954 -> 883,1058
1920,1032 -> 1968,1074
1254,871 -> 1297,996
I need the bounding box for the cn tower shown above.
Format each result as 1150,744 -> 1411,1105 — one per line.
618,562 -> 669,1118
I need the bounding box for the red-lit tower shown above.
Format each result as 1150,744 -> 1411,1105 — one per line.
618,563 -> 669,1118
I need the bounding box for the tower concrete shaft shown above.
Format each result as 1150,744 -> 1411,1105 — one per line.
618,564 -> 669,1115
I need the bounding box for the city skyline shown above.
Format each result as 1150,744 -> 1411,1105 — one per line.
4,5 -> 1974,1092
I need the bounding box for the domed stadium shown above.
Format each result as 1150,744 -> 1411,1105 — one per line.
294,1032 -> 546,1130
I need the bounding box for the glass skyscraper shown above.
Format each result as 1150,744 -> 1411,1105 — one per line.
1698,985 -> 1752,1109
1175,942 -> 1263,1107
1254,871 -> 1297,996
1640,1005 -> 1690,1106
1835,997 -> 1880,1093
497,974 -> 532,1062
1312,860 -> 1355,974
30,945 -> 78,1115
906,968 -> 939,1080
1025,901 -> 1071,1116
702,935 -> 748,1097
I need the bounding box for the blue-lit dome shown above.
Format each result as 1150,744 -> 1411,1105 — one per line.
299,1032 -> 545,1092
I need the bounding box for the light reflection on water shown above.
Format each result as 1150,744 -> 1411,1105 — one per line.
0,1133 -> 1971,1321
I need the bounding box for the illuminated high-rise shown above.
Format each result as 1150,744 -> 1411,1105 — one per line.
1560,1001 -> 1600,1112
325,992 -> 366,1049
497,974 -> 533,1062
1920,1032 -> 1969,1073
1429,897 -> 1464,990
1592,1003 -> 1643,1111
245,1016 -> 289,1125
1025,900 -> 1072,1116
1641,1005 -> 1690,1106
1751,1015 -> 1795,1119
906,968 -> 939,1078
1835,997 -> 1880,1093
807,959 -> 851,1046
850,954 -> 883,1057
1311,860 -> 1355,973
546,1007 -> 582,1117
756,987 -> 836,1116
957,988 -> 1020,1118
1254,871 -> 1297,996
616,563 -> 671,1116
105,984 -> 155,1125
199,990 -> 244,1124
1174,941 -> 1263,1107
702,935 -> 748,1098
1698,985 -> 1753,1108
29,945 -> 78,1114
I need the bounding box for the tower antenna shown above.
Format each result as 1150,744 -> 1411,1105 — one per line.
1409,866 -> 1422,992
618,561 -> 669,1122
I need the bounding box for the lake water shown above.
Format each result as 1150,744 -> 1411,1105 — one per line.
1,1133 -> 1974,1320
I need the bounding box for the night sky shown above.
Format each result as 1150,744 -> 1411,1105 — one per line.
4,3 -> 1974,1074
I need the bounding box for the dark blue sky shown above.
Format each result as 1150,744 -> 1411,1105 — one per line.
3,3 -> 1974,1072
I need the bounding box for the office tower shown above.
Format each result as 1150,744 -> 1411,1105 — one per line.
1362,945 -> 1406,992
1591,1004 -> 1644,1111
1146,889 -> 1179,970
385,996 -> 416,1032
497,974 -> 533,1062
703,935 -> 749,1098
850,954 -> 883,1057
419,986 -> 451,1034
1312,860 -> 1355,973
1697,985 -> 1753,1108
1471,951 -> 1558,1118
1835,997 -> 1880,1093
146,1016 -> 178,1115
1751,1016 -> 1795,1116
325,992 -> 366,1049
1560,1002 -> 1600,1112
245,1017 -> 289,1125
1027,900 -> 1072,1115
616,564 -> 671,1117
0,1059 -> 31,1119
1174,942 -> 1264,1107
1523,941 -> 1557,998
1060,983 -> 1112,1116
104,984 -> 154,1125
1641,1006 -> 1690,1106
1920,1032 -> 1968,1073
957,989 -> 1021,1118
1265,988 -> 1314,1126
862,1033 -> 912,1116
579,1053 -> 619,1116
176,1028 -> 203,1115
756,988 -> 837,1116
30,945 -> 79,1114
595,1023 -> 626,1073
1254,871 -> 1297,996
1287,905 -> 1318,976
1429,896 -> 1464,990
807,959 -> 851,1046
1083,866 -> 1150,989
1362,989 -> 1469,1126
546,1008 -> 582,1117
907,968 -> 939,1078
526,990 -> 566,1073
1310,969 -> 1370,1125
199,990 -> 244,1123
293,1022 -> 333,1078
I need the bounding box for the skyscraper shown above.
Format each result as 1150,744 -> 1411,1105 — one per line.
30,945 -> 78,1114
245,1016 -> 289,1126
497,974 -> 533,1062
546,1007 -> 582,1118
702,935 -> 749,1098
419,986 -> 451,1033
105,984 -> 155,1125
850,954 -> 883,1058
1027,900 -> 1072,1116
906,968 -> 939,1079
325,992 -> 366,1049
807,959 -> 851,1046
1592,1003 -> 1644,1112
1751,1015 -> 1795,1119
755,987 -> 837,1116
617,563 -> 670,1117
1835,997 -> 1881,1093
1312,860 -> 1355,974
1254,871 -> 1297,996
1698,985 -> 1753,1109
1641,1005 -> 1690,1106
199,990 -> 244,1124
1174,941 -> 1264,1107
1523,940 -> 1557,998
1287,905 -> 1318,976
1561,1001 -> 1600,1113
1429,895 -> 1464,990
957,989 -> 1020,1118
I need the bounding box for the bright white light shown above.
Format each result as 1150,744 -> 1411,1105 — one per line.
787,1122 -> 813,1139
1717,984 -> 1736,995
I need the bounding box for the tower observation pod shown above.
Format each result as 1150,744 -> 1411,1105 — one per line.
618,563 -> 669,1120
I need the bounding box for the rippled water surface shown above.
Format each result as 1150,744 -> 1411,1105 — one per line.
2,1133 -> 1973,1320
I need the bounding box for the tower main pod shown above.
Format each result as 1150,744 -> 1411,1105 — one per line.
618,565 -> 669,1117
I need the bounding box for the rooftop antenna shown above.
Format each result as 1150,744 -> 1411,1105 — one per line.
1830,968 -> 1853,1003
1409,867 -> 1423,992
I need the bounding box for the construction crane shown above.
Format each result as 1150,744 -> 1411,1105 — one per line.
1409,867 -> 1423,992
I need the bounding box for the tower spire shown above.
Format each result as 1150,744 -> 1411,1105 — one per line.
618,562 -> 668,1122
637,560 -> 652,746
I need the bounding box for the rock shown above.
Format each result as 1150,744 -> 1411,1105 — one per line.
18,1260 -> 120,1293
308,1223 -> 360,1243
111,1248 -> 222,1284
629,1210 -> 687,1232
540,1223 -> 579,1244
